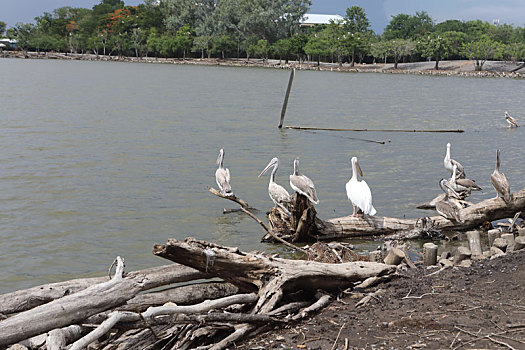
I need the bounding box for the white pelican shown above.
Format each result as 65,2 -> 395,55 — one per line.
444,142 -> 465,179
450,164 -> 482,194
346,156 -> 376,216
436,179 -> 462,222
289,158 -> 319,204
215,148 -> 232,196
505,111 -> 519,128
258,157 -> 292,215
490,149 -> 511,204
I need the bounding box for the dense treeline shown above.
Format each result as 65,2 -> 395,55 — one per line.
1,0 -> 524,70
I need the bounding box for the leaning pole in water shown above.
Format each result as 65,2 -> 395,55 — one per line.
278,68 -> 295,128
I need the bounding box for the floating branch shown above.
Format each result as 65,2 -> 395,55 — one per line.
285,125 -> 465,133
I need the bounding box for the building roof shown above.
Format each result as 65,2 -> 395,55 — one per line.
300,14 -> 344,26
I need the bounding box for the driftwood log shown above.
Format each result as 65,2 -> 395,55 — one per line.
264,188 -> 525,243
0,238 -> 397,350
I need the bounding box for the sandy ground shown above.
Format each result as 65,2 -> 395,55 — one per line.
239,249 -> 525,350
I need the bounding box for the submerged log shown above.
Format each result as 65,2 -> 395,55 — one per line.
265,188 -> 525,243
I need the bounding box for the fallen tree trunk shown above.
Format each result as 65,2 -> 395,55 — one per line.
265,188 -> 525,242
153,237 -> 396,309
0,263 -> 204,316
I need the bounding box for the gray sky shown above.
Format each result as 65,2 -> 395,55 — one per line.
1,0 -> 525,33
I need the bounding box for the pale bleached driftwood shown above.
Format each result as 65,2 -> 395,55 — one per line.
153,237 -> 396,295
300,188 -> 525,241
70,293 -> 258,350
488,228 -> 502,247
0,263 -> 204,315
208,187 -> 254,210
46,325 -> 84,350
0,257 -> 168,346
292,292 -> 332,320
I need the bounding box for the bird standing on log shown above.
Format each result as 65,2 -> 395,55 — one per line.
450,164 -> 482,194
505,111 -> 519,128
444,142 -> 465,179
290,158 -> 319,204
490,149 -> 511,203
346,156 -> 376,216
258,157 -> 292,215
436,179 -> 462,222
215,148 -> 232,196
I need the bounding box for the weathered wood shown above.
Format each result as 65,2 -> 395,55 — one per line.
285,125 -> 465,133
0,263 -> 204,315
46,325 -> 84,350
153,237 -> 396,295
278,68 -> 295,128
467,231 -> 482,256
117,282 -> 239,312
423,242 -> 438,266
268,188 -> 525,242
208,187 -> 254,210
0,257 -> 141,346
70,293 -> 259,350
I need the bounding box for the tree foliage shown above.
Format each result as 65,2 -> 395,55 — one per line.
2,0 -> 525,71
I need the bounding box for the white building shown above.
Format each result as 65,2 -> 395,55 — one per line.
300,14 -> 344,27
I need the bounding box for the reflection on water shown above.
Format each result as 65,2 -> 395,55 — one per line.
0,58 -> 523,293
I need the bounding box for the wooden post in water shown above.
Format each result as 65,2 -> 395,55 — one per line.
278,68 -> 295,129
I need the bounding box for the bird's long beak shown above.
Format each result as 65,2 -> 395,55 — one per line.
356,161 -> 364,177
216,152 -> 221,165
258,162 -> 272,177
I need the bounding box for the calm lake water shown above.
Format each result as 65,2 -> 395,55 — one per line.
0,58 -> 523,294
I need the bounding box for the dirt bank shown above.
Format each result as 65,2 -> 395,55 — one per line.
1,50 -> 524,79
241,249 -> 525,350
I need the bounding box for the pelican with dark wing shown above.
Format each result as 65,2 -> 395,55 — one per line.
436,179 -> 462,222
444,142 -> 465,179
289,158 -> 319,204
505,111 -> 519,128
215,148 -> 232,196
346,156 -> 376,216
450,164 -> 482,194
259,157 -> 291,215
491,149 -> 512,204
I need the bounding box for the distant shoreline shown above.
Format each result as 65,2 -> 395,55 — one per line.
2,50 -> 524,79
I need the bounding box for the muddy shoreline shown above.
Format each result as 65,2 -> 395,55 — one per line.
2,50 -> 524,79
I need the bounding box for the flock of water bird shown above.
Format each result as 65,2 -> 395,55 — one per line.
215,111 -> 518,222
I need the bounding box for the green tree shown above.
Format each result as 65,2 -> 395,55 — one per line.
0,21 -> 6,36
211,34 -> 236,59
131,27 -> 147,57
272,38 -> 293,63
463,35 -> 502,71
192,35 -> 212,58
176,24 -> 194,58
304,32 -> 329,66
146,28 -> 161,57
9,23 -> 36,50
418,33 -> 450,69
383,11 -> 434,40
344,6 -> 370,33
385,39 -> 415,69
